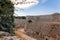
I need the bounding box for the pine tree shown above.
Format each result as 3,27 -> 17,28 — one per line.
0,0 -> 14,35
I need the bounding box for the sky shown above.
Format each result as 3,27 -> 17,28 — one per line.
12,0 -> 60,16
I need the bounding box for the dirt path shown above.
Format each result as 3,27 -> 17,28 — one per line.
14,28 -> 37,40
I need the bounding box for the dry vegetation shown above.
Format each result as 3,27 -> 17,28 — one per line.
14,13 -> 60,40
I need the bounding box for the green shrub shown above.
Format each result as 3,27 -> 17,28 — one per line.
0,0 -> 15,35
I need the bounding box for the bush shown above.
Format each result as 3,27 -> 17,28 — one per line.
0,0 -> 15,35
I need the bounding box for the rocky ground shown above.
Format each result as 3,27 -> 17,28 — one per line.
0,28 -> 37,40
0,31 -> 21,40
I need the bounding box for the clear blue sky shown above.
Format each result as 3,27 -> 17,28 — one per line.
14,0 -> 60,16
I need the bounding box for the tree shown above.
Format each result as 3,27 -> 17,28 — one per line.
0,0 -> 14,35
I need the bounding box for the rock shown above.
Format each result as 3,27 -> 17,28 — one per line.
0,31 -> 21,40
0,36 -> 21,40
0,31 -> 10,36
